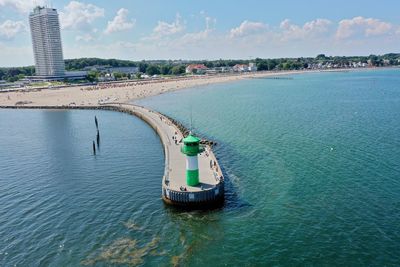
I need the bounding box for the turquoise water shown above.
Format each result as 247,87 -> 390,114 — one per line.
1,69 -> 400,266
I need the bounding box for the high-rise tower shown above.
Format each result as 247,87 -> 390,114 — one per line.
29,6 -> 65,77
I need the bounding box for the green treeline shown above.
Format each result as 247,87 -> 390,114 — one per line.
0,66 -> 35,82
64,58 -> 137,70
1,54 -> 399,82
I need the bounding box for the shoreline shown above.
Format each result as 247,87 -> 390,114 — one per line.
0,67 -> 393,107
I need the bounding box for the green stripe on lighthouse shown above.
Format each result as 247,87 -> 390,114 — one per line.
182,134 -> 201,186
186,169 -> 199,186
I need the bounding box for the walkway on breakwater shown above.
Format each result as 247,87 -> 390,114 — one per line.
111,104 -> 224,205
0,103 -> 224,206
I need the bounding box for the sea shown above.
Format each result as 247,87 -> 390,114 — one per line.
0,69 -> 399,266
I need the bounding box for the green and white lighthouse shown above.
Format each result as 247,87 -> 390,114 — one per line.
181,134 -> 203,186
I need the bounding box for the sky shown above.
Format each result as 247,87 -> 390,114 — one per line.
0,0 -> 400,67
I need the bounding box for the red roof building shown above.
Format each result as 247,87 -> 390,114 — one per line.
233,64 -> 249,72
185,64 -> 208,74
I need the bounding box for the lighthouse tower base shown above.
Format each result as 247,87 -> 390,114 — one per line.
162,182 -> 225,209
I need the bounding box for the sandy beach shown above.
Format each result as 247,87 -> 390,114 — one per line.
0,69 -> 350,107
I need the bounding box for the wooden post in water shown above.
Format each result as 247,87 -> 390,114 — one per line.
96,130 -> 100,148
93,141 -> 96,155
95,116 -> 98,129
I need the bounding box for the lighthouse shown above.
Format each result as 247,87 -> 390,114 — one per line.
181,134 -> 203,186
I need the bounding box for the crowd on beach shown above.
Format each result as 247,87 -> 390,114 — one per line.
0,70 -> 257,107
80,75 -> 219,92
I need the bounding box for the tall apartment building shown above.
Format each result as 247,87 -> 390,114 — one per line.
29,6 -> 65,77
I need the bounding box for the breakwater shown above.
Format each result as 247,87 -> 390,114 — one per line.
161,113 -> 217,147
0,104 -> 224,208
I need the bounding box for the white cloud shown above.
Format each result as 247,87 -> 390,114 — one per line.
76,33 -> 95,42
229,18 -> 331,43
279,18 -> 332,41
177,15 -> 216,45
152,14 -> 185,38
140,14 -> 216,51
59,1 -> 104,30
178,28 -> 212,46
230,20 -> 268,38
303,19 -> 332,34
336,16 -> 392,39
0,0 -> 45,14
0,20 -> 26,39
134,14 -> 219,58
104,8 -> 135,34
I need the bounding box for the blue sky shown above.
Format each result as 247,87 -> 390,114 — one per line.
0,0 -> 399,66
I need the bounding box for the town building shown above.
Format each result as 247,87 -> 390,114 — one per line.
233,64 -> 248,72
185,64 -> 208,74
83,66 -> 139,75
248,62 -> 257,72
107,67 -> 139,75
29,6 -> 65,79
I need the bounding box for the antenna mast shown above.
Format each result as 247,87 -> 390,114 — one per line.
190,105 -> 193,134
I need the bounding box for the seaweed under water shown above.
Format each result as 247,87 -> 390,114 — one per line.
81,221 -> 161,266
81,237 -> 159,266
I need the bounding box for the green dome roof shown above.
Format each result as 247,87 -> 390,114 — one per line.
183,134 -> 200,143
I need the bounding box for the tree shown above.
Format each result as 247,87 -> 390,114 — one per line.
160,65 -> 172,75
6,76 -> 18,82
138,61 -> 148,73
86,71 -> 99,82
282,62 -> 291,70
256,61 -> 268,71
146,65 -> 160,76
204,61 -> 214,68
171,65 -> 185,75
368,55 -> 378,66
113,72 -> 124,79
267,59 -> 277,70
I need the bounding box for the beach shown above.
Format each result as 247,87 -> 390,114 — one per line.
0,69 -> 348,107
